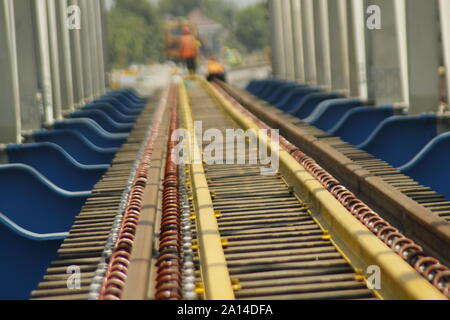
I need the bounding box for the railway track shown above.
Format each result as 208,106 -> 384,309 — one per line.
165,78 -> 448,300
217,81 -> 450,266
27,78 -> 450,300
188,88 -> 375,300
31,88 -> 170,300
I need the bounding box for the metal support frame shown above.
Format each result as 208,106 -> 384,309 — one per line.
439,0 -> 450,109
69,0 -> 85,106
35,0 -> 54,125
301,0 -> 317,85
56,0 -> 75,111
398,0 -> 441,114
268,0 -> 286,79
47,0 -> 62,120
14,0 -> 41,132
313,0 -> 331,90
327,0 -> 351,94
0,0 -> 21,143
281,0 -> 295,81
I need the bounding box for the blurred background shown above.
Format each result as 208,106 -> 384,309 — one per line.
107,0 -> 272,90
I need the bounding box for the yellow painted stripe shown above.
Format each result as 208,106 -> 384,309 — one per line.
200,78 -> 447,300
178,80 -> 235,300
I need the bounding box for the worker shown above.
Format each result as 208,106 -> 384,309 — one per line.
206,55 -> 226,83
179,27 -> 198,75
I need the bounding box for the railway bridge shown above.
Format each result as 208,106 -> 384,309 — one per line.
0,0 -> 449,300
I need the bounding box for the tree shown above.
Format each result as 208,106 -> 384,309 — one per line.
158,0 -> 235,30
158,0 -> 241,53
235,3 -> 269,53
108,0 -> 163,68
107,0 -> 270,67
158,0 -> 203,18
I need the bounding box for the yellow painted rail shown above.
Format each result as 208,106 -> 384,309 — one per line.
178,79 -> 235,300
200,77 -> 447,300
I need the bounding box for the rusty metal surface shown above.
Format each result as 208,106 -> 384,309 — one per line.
154,85 -> 184,300
121,101 -> 171,300
99,87 -> 170,300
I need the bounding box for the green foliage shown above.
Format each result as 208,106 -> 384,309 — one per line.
158,0 -> 265,52
198,0 -> 237,31
107,0 -> 269,67
158,0 -> 203,17
108,0 -> 163,68
235,4 -> 269,53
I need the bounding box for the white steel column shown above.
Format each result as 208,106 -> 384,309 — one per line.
351,0 -> 369,100
327,0 -> 351,94
35,0 -> 54,124
365,0 -> 403,105
69,0 -> 85,105
346,0 -> 360,97
268,0 -> 286,79
394,0 -> 409,108
47,0 -> 63,120
281,0 -> 295,81
14,0 -> 41,132
313,0 -> 331,90
398,0 -> 441,114
439,0 -> 450,109
100,0 -> 110,89
301,0 -> 317,85
0,0 -> 21,143
291,0 -> 305,83
94,0 -> 106,93
56,0 -> 75,111
87,0 -> 100,97
79,0 -> 93,100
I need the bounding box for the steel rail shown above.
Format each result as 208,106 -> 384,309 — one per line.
178,80 -> 235,300
31,89 -> 167,300
154,84 -> 183,299
184,83 -> 374,299
199,77 -> 447,299
217,81 -> 450,266
99,88 -> 169,300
